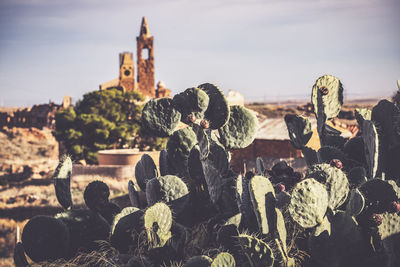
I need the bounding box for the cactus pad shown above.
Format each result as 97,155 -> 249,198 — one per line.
173,87 -> 210,124
53,155 -> 73,210
362,120 -> 379,178
237,234 -> 275,267
355,108 -> 371,127
192,123 -> 210,160
218,105 -> 258,149
144,202 -> 173,248
135,153 -> 158,192
146,175 -> 189,215
198,83 -> 230,129
284,114 -> 313,149
141,98 -> 181,137
21,216 -> 70,262
128,180 -> 141,208
211,252 -> 236,267
377,212 -> 400,240
311,75 -> 344,119
289,178 -> 329,228
184,255 -> 213,267
248,175 -> 276,234
346,188 -> 365,216
307,163 -> 349,210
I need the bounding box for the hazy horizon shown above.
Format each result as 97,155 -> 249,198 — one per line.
1,0 -> 399,107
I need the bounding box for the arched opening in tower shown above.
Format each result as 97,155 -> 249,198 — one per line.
142,48 -> 150,60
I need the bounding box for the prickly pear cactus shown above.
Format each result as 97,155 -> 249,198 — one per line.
146,175 -> 189,215
141,97 -> 181,137
173,87 -> 210,124
53,155 -> 73,210
198,83 -> 230,129
167,127 -> 197,177
237,234 -> 275,267
21,215 -> 70,263
191,123 -> 210,160
218,105 -> 258,149
346,188 -> 365,216
184,255 -> 213,267
311,74 -> 344,119
128,180 -> 141,208
211,252 -> 236,267
307,163 -> 349,210
248,175 -> 275,234
355,108 -> 371,128
362,120 -> 379,178
144,202 -> 172,248
289,178 -> 329,228
135,153 -> 158,192
284,114 -> 313,149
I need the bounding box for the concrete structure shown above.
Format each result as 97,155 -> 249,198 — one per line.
100,17 -> 170,98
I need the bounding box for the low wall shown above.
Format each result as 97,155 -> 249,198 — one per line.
72,164 -> 135,179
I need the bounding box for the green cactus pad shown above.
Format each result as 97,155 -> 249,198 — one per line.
135,153 -> 158,192
21,216 -> 70,262
371,99 -> 400,146
144,202 -> 172,248
218,105 -> 258,149
284,114 -> 313,149
289,178 -> 329,228
317,146 -> 346,165
275,208 -> 288,254
344,136 -> 366,166
201,143 -> 229,203
173,87 -> 210,124
311,75 -> 344,119
188,146 -> 206,182
211,252 -> 236,267
359,179 -> 398,204
313,215 -> 331,237
355,108 -> 371,128
192,123 -> 210,160
141,97 -> 181,137
237,234 -> 275,267
184,255 -> 213,267
110,207 -> 144,253
256,157 -> 265,175
307,163 -> 349,210
53,155 -> 73,210
248,175 -> 276,234
198,83 -> 230,129
346,188 -> 365,216
159,149 -> 169,176
167,127 -> 197,177
146,175 -> 189,215
362,120 -> 379,178
347,166 -> 367,186
377,212 -> 400,240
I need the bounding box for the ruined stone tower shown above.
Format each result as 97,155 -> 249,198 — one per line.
136,17 -> 155,98
119,52 -> 135,92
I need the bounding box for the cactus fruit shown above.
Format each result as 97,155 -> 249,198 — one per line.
236,234 -> 275,267
390,201 -> 400,213
21,215 -> 70,262
275,182 -> 286,192
200,119 -> 210,129
362,120 -> 379,178
289,178 -> 329,228
53,155 -> 73,210
144,202 -> 173,248
330,159 -> 343,169
141,97 -> 181,137
211,252 -> 236,267
307,163 -> 349,210
311,75 -> 344,119
369,214 -> 383,226
146,175 -> 189,215
284,114 -> 313,149
198,83 -> 230,129
218,105 -> 258,149
135,153 -> 158,192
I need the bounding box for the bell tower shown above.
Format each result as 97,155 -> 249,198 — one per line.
119,52 -> 135,92
136,17 -> 155,97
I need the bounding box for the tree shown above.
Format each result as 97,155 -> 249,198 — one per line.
54,88 -> 166,164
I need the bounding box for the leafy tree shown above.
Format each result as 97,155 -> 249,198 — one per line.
54,88 -> 166,164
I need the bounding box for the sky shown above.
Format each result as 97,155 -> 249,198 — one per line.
0,0 -> 399,107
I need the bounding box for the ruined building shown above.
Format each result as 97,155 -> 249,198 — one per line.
100,17 -> 171,99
